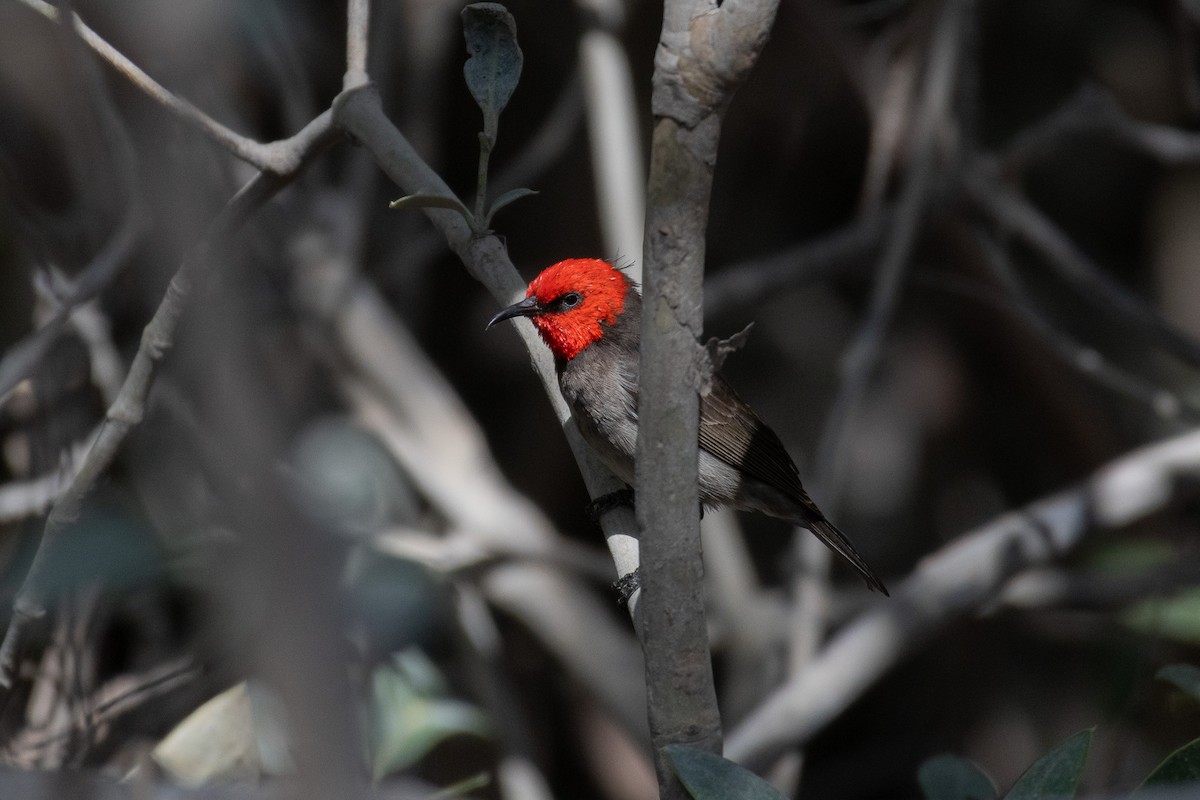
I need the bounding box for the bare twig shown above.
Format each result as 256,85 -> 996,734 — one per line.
973,228 -> 1196,420
1002,84 -> 1200,171
0,214 -> 141,406
345,0 -> 371,89
726,425 -> 1200,767
0,110 -> 338,688
0,0 -> 145,406
16,0 -> 323,174
965,163 -> 1200,371
575,0 -> 645,271
814,0 -> 970,505
0,436 -> 91,524
704,205 -> 894,317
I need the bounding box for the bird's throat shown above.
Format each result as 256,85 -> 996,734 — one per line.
532,312 -> 610,362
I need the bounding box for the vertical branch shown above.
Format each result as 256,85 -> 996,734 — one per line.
637,0 -> 780,793
345,0 -> 370,89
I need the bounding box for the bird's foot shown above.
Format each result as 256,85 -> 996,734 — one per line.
585,488 -> 635,524
612,569 -> 640,607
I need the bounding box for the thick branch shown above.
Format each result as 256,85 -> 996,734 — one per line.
636,0 -> 780,794
726,425 -> 1200,767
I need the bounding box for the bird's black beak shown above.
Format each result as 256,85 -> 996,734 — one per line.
486,296 -> 541,329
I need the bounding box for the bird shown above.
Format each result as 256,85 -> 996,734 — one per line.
487,257 -> 888,595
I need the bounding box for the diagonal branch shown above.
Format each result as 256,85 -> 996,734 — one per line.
726,425 -> 1200,767
16,0 -> 320,174
0,110 -> 338,689
964,163 -> 1200,371
330,84 -> 644,597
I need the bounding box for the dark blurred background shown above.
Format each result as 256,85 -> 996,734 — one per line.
1,0 -> 1200,798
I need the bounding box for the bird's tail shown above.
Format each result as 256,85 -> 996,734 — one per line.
804,518 -> 889,596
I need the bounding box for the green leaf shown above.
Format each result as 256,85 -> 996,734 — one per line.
919,755 -> 996,800
1137,737 -> 1200,792
461,3 -> 523,140
1003,729 -> 1092,800
1124,588 -> 1200,644
370,650 -> 491,781
663,745 -> 786,800
1157,664 -> 1200,704
484,187 -> 537,227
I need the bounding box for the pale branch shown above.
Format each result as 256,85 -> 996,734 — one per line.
311,275 -> 648,742
576,0 -> 645,272
0,110 -> 338,688
0,211 -> 141,405
964,164 -> 1200,371
330,84 -> 643,601
346,0 -> 371,89
0,435 -> 92,524
726,425 -> 1200,767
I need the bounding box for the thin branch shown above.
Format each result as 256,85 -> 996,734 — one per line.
16,0 -> 318,174
330,79 -> 644,638
1002,84 -> 1200,171
0,111 -> 338,688
576,0 -> 645,273
726,425 -> 1200,767
964,163 -> 1200,371
814,0 -> 970,504
972,227 -> 1197,421
0,436 -> 91,524
0,0 -> 146,406
345,0 -> 370,89
703,205 -> 894,318
309,276 -> 648,742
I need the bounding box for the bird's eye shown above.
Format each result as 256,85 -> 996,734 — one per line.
560,292 -> 582,309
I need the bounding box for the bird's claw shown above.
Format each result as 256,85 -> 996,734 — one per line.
585,488 -> 635,524
612,569 -> 640,607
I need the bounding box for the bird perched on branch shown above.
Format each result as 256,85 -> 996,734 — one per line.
488,257 -> 887,595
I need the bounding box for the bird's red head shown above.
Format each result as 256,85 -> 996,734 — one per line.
488,258 -> 633,361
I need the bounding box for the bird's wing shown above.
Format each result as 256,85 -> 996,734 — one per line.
698,375 -> 806,499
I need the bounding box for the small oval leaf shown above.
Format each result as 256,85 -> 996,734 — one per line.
919,754 -> 997,800
1157,664 -> 1200,704
462,3 -> 523,138
1137,737 -> 1200,792
484,187 -> 537,226
1004,729 -> 1092,800
663,745 -> 786,800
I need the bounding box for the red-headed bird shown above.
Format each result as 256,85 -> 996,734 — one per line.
488,258 -> 887,595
